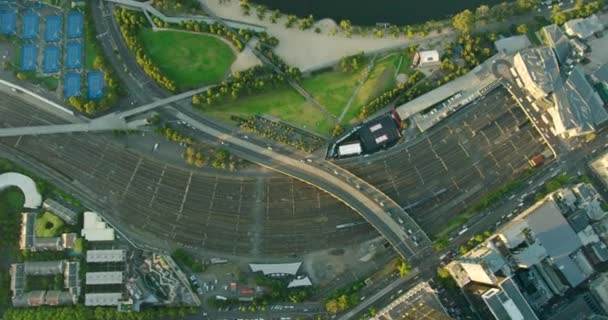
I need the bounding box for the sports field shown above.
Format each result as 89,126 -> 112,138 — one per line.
138,29 -> 235,89
35,212 -> 65,238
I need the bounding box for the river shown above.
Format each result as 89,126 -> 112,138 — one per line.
250,0 -> 506,26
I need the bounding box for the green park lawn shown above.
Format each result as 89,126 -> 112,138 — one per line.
35,212 -> 65,238
138,29 -> 235,90
204,86 -> 336,135
301,70 -> 362,120
0,187 -> 24,212
204,50 -> 411,134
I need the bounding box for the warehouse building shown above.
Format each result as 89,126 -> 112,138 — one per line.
86,249 -> 126,263
81,211 -> 115,241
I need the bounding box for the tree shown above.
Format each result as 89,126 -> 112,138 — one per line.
551,6 -> 567,25
475,5 -> 490,19
516,24 -> 528,34
337,294 -> 350,311
396,260 -> 411,276
452,9 -> 475,34
326,299 -> 339,314
339,19 -> 351,31
437,267 -> 451,279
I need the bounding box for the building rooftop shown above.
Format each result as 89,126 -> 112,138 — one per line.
0,172 -> 42,208
249,263 -> 301,276
516,47 -> 560,97
495,35 -> 532,54
23,260 -> 64,275
552,66 -> 608,136
86,249 -> 126,263
591,151 -> 608,188
86,271 -> 123,285
564,14 -> 604,39
42,198 -> 78,225
481,278 -> 539,320
81,211 -> 115,241
287,276 -> 312,288
85,293 -> 123,306
358,113 -> 401,153
592,64 -> 608,85
542,24 -> 571,65
525,198 -> 581,259
374,282 -> 451,320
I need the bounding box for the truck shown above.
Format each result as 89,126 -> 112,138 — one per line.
529,149 -> 553,167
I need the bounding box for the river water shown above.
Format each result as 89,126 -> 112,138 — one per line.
251,0 -> 506,26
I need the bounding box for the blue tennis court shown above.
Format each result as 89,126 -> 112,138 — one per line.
64,72 -> 81,98
21,13 -> 38,40
65,41 -> 82,69
66,11 -> 82,39
87,71 -> 104,100
20,44 -> 36,71
0,10 -> 16,35
43,45 -> 59,74
44,15 -> 61,42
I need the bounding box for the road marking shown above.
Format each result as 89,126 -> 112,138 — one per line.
177,172 -> 193,220
459,142 -> 470,158
148,165 -> 166,207
414,165 -> 425,185
488,151 -> 500,168
433,149 -> 449,172
474,163 -> 485,179
451,177 -> 461,190
123,158 -> 142,196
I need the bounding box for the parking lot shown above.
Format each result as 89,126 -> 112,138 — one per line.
338,87 -> 548,236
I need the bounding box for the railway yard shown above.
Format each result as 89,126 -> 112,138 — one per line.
338,87 -> 548,236
0,93 -> 376,257
0,84 -> 549,257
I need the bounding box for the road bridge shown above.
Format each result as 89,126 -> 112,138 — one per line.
0,78 -> 431,261
172,110 -> 431,260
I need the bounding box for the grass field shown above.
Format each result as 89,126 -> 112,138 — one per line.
301,70 -> 362,120
35,212 -> 65,238
138,29 -> 235,90
205,68 -> 366,135
0,188 -> 24,212
204,85 -> 336,134
85,25 -> 99,69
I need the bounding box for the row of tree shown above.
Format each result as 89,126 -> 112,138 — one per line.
339,52 -> 366,73
63,4 -> 125,113
358,70 -> 425,119
114,8 -> 177,92
453,0 -> 540,34
151,0 -> 201,13
551,0 -> 604,25
325,280 -> 366,315
236,116 -> 323,152
192,67 -> 290,106
2,305 -> 198,320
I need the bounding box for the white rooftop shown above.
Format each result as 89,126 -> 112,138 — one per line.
86,272 -> 123,285
86,250 -> 126,263
84,293 -> 122,306
417,50 -> 440,64
0,172 -> 42,208
81,211 -> 115,241
591,151 -> 608,188
249,262 -> 301,276
287,277 -> 313,288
